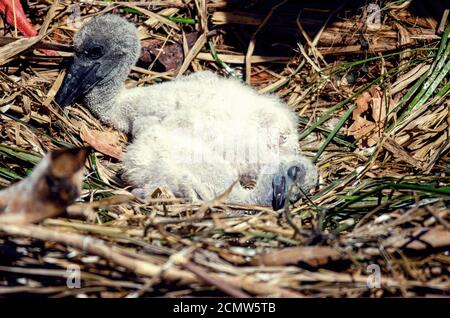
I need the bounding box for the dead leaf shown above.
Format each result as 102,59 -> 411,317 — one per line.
347,86 -> 392,147
251,246 -> 342,267
354,91 -> 372,118
80,124 -> 123,160
347,116 -> 377,144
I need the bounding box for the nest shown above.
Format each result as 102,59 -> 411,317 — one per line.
0,0 -> 449,297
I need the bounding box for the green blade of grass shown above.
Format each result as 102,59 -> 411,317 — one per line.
334,182 -> 450,213
122,7 -> 143,15
436,77 -> 450,97
0,166 -> 22,181
297,117 -> 355,149
435,19 -> 450,58
208,41 -> 237,77
411,58 -> 450,110
298,73 -> 388,141
0,144 -> 41,164
386,70 -> 429,132
265,60 -> 306,94
313,104 -> 356,163
166,16 -> 196,24
332,47 -> 435,74
407,22 -> 450,110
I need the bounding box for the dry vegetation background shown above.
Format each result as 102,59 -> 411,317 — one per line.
0,0 -> 449,297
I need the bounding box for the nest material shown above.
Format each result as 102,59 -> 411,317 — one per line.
0,0 -> 449,298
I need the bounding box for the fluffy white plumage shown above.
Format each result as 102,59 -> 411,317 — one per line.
58,15 -> 318,206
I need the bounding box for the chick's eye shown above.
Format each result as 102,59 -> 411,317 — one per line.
87,46 -> 104,59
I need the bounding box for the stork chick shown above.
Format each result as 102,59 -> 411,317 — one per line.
55,14 -> 318,209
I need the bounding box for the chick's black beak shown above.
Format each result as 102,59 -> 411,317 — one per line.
55,59 -> 102,107
272,175 -> 286,210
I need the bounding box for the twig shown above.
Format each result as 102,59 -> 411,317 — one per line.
244,0 -> 289,84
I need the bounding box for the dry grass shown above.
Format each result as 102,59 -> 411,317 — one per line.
0,0 -> 449,297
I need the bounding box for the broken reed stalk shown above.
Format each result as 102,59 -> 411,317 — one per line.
244,0 -> 289,84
